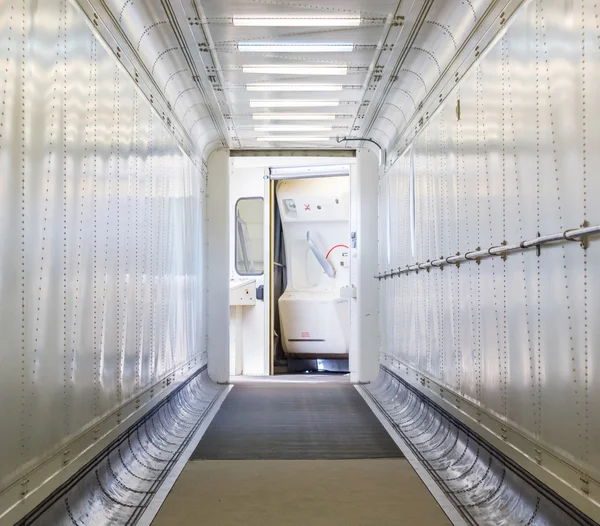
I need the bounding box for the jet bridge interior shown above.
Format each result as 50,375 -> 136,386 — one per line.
1,0 -> 600,525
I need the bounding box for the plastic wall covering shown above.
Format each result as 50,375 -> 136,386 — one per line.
0,0 -> 207,505
378,0 -> 600,515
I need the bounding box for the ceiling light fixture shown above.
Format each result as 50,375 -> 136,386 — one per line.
238,43 -> 353,53
254,125 -> 333,132
256,136 -> 332,142
249,100 -> 339,108
242,65 -> 347,75
252,113 -> 336,120
269,164 -> 352,180
246,83 -> 343,92
233,17 -> 361,27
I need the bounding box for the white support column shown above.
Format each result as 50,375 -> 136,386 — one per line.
350,148 -> 381,383
206,149 -> 230,382
229,306 -> 244,376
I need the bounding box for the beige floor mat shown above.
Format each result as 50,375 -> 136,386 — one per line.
152,459 -> 452,526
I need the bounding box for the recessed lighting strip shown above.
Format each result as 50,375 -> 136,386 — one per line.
233,17 -> 361,27
246,83 -> 343,92
252,113 -> 337,121
249,100 -> 339,108
242,65 -> 347,75
256,136 -> 332,142
254,125 -> 333,131
238,43 -> 354,52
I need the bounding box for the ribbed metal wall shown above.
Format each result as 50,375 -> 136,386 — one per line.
0,0 -> 208,518
378,0 -> 600,517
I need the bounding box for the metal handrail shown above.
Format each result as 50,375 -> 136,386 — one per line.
374,222 -> 599,280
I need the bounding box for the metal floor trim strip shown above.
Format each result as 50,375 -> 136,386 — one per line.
134,384 -> 233,526
363,367 -> 599,526
355,385 -> 469,526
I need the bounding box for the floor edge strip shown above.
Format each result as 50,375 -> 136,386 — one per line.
135,384 -> 234,526
354,384 -> 468,526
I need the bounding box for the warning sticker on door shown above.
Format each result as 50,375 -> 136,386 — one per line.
301,331 -> 310,338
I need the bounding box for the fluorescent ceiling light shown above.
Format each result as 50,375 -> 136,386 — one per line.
233,17 -> 361,27
242,65 -> 347,75
270,164 -> 351,175
255,125 -> 333,132
250,100 -> 339,108
257,136 -> 332,142
238,43 -> 353,53
246,83 -> 343,92
252,113 -> 336,121
269,164 -> 351,179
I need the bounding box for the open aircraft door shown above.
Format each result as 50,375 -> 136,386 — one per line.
266,163 -> 353,374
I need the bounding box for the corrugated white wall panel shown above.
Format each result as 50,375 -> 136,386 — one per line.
0,0 -> 208,504
378,0 -> 600,508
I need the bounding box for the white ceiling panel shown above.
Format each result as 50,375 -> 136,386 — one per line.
90,0 -> 516,157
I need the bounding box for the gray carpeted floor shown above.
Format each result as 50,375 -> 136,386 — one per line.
191,382 -> 403,460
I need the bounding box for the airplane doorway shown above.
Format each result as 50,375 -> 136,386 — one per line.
268,165 -> 352,375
